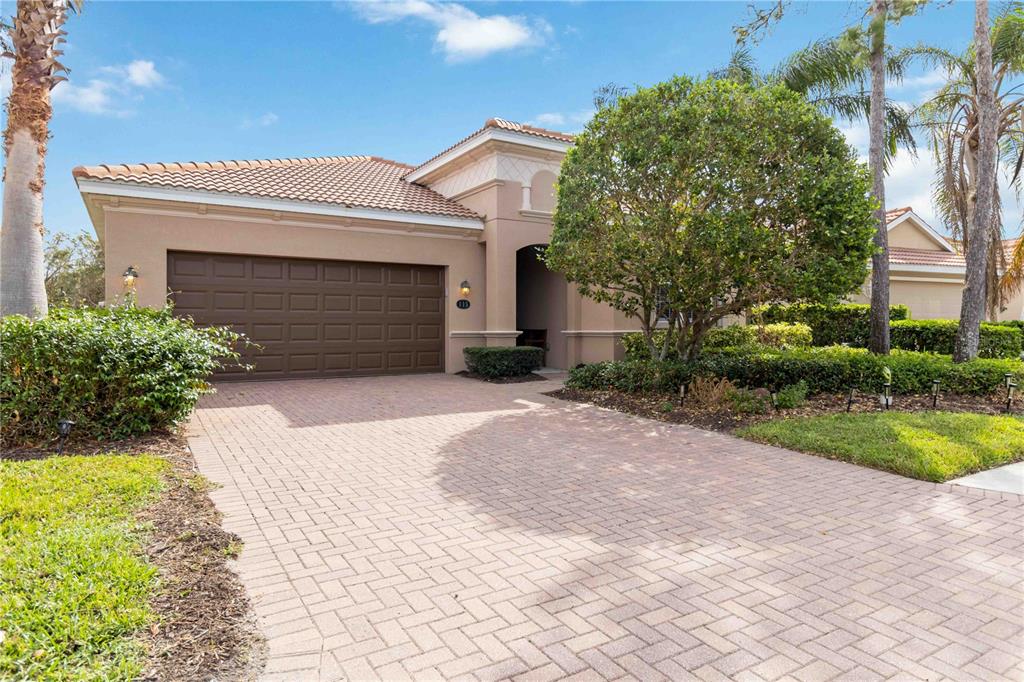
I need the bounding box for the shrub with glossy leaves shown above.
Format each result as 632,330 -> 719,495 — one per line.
752,303 -> 910,346
889,319 -> 1022,359
567,346 -> 1021,397
621,323 -> 812,361
1,305 -> 245,445
463,346 -> 544,378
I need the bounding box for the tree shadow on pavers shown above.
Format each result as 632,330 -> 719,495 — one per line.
432,402 -> 1024,676
197,374 -> 550,428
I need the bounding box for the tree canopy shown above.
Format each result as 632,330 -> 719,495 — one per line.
545,76 -> 878,361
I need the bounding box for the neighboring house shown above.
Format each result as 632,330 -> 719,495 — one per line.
849,206 -> 1024,321
75,119 -> 638,379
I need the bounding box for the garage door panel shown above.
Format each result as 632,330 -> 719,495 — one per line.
168,252 -> 444,380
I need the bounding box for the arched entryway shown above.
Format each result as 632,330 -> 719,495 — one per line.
515,244 -> 568,369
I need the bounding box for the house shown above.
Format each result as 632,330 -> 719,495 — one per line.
75,121 -> 1023,381
849,206 -> 1024,321
75,119 -> 637,379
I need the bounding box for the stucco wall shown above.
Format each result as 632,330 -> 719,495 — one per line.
100,203 -> 487,372
888,222 -> 944,250
850,271 -> 1024,321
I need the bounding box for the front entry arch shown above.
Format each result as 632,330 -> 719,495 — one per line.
515,244 -> 568,369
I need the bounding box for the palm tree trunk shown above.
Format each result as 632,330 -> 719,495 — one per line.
954,0 -> 996,362
867,0 -> 890,355
0,0 -> 74,320
1,126 -> 49,319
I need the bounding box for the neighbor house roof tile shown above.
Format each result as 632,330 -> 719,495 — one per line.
73,155 -> 482,220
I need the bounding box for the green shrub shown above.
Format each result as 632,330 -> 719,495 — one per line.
727,387 -> 770,414
890,319 -> 1022,359
1,305 -> 244,445
774,381 -> 809,409
753,303 -> 910,346
463,346 -> 544,378
622,322 -> 812,361
567,346 -> 1022,397
565,359 -> 693,393
989,320 -> 1024,330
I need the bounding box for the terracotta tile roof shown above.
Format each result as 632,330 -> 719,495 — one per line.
73,155 -> 482,220
885,206 -> 913,223
409,118 -> 574,175
889,247 -> 965,267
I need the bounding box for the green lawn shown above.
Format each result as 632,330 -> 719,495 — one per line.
0,455 -> 167,681
738,412 -> 1024,482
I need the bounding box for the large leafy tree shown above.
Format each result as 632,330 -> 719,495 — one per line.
44,231 -> 103,307
546,77 -> 877,361
1,0 -> 81,319
900,4 -> 1024,322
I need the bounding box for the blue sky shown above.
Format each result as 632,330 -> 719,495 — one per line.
0,0 -> 1001,238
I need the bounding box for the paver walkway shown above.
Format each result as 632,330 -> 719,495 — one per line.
190,374 -> 1024,681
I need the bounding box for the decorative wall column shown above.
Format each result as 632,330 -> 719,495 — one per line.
521,184 -> 532,211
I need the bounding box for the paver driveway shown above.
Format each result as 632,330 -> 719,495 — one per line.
190,374 -> 1024,681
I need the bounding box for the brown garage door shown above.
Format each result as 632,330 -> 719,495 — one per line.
168,252 -> 444,380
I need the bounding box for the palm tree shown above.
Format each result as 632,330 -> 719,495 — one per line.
954,0 -> 997,361
1,0 -> 81,319
900,4 -> 1024,319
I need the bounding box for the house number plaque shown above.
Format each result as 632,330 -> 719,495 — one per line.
456,299 -> 471,309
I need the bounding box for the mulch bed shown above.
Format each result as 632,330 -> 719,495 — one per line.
549,387 -> 1016,433
1,432 -> 266,681
456,370 -> 547,384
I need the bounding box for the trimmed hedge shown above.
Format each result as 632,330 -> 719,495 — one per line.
621,323 -> 812,361
567,346 -> 1022,397
753,303 -> 910,346
890,319 -> 1022,359
1,305 -> 244,445
463,346 -> 544,378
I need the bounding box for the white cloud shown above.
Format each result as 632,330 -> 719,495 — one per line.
528,109 -> 591,132
53,59 -> 166,117
52,78 -> 124,116
352,0 -> 552,62
125,60 -> 164,88
239,112 -> 279,130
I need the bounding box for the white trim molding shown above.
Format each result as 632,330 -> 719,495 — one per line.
405,128 -> 572,183
77,179 -> 485,231
449,330 -> 522,338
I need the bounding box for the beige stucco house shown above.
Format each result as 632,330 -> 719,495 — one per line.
75,119 -> 637,379
849,206 -> 1023,321
75,120 -> 1023,380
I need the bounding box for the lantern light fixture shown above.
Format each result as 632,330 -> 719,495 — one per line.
459,280 -> 471,297
123,265 -> 139,287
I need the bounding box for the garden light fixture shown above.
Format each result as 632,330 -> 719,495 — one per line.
846,387 -> 855,412
931,380 -> 940,408
123,265 -> 139,288
57,419 -> 75,455
459,280 -> 471,297
1007,380 -> 1018,414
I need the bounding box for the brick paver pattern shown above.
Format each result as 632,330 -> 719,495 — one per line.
190,374 -> 1024,681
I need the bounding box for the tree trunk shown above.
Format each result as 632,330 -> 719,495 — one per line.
1,127 -> 48,318
1,0 -> 74,320
867,0 -> 890,355
954,0 -> 996,362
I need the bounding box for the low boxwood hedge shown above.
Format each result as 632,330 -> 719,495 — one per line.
567,346 -> 1022,397
752,303 -> 911,346
1,305 -> 244,445
621,322 -> 812,361
890,319 -> 1022,359
463,346 -> 544,378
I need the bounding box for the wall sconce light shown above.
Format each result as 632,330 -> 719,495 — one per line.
123,265 -> 139,288
459,280 -> 471,297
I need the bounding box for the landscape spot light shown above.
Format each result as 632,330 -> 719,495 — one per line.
57,419 -> 75,455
